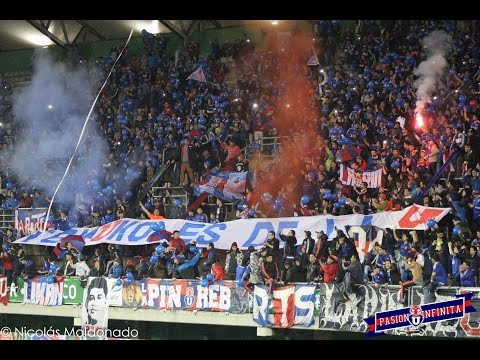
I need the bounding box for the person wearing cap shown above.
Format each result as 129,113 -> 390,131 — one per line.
225,242 -> 243,280
302,231 -> 315,255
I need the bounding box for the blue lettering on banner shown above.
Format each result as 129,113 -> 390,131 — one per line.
362,215 -> 373,227
106,220 -> 134,241
277,221 -> 300,235
128,223 -> 153,242
243,221 -> 299,248
83,227 -> 100,239
326,218 -> 334,237
179,223 -> 206,239
197,224 -> 227,244
39,233 -> 60,244
243,222 -> 275,248
63,229 -> 78,235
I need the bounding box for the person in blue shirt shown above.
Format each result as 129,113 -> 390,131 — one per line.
193,207 -> 208,223
458,261 -> 476,287
371,265 -> 387,287
108,257 -> 124,279
423,254 -> 448,304
55,210 -> 70,231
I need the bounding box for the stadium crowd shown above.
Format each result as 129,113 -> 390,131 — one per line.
1,20 -> 480,303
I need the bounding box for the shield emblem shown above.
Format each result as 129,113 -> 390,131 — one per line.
408,305 -> 424,327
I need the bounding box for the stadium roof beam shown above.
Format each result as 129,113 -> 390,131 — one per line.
25,20 -> 65,47
158,20 -> 186,39
72,26 -> 85,45
60,20 -> 70,44
76,20 -> 106,41
186,20 -> 198,36
209,20 -> 222,28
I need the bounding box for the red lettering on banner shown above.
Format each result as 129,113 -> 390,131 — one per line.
460,314 -> 480,336
397,205 -> 444,228
272,286 -> 295,328
0,275 -> 8,305
90,220 -> 120,242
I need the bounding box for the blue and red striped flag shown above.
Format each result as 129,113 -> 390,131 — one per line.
192,171 -> 247,202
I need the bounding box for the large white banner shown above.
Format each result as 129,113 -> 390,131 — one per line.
14,205 -> 450,250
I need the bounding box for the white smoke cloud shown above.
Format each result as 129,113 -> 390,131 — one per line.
5,51 -> 109,214
413,30 -> 452,113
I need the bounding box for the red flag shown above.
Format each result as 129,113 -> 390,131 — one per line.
187,66 -> 206,82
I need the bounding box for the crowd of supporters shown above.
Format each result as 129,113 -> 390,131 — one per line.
1,20 -> 480,302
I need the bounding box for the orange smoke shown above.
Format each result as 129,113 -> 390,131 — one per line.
250,30 -> 325,216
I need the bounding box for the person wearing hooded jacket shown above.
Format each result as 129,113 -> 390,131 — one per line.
243,247 -> 267,292
225,242 -> 243,280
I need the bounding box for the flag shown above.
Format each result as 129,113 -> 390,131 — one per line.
0,275 -> 8,305
23,276 -> 64,306
294,284 -> 316,327
253,285 -> 272,326
187,66 -> 206,82
345,225 -> 384,263
272,285 -> 295,328
340,164 -> 384,188
192,171 -> 247,202
307,48 -> 319,66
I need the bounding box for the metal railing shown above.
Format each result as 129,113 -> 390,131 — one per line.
0,209 -> 15,233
